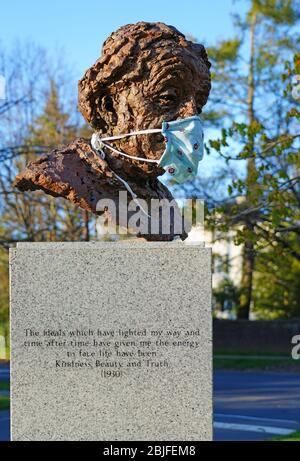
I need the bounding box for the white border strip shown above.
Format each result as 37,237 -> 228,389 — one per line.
214,421 -> 295,435
215,413 -> 299,425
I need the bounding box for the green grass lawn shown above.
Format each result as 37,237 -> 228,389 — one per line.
0,381 -> 9,391
271,430 -> 300,441
0,376 -> 10,411
214,352 -> 300,371
0,395 -> 9,411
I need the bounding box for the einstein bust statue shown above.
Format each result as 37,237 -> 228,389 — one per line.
14,22 -> 211,241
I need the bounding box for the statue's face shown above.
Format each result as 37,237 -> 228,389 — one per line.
79,23 -> 211,177
104,49 -> 209,167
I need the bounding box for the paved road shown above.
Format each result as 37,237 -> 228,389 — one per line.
0,410 -> 9,441
0,363 -> 9,382
0,363 -> 10,441
214,371 -> 300,441
1,366 -> 300,441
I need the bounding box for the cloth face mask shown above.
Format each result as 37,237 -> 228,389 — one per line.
91,115 -> 204,184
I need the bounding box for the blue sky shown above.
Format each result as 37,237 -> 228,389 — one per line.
1,0 -> 249,182
1,0 -> 248,78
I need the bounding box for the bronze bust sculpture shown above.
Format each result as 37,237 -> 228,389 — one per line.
14,22 -> 211,240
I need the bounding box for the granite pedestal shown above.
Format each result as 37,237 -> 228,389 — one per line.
10,242 -> 212,441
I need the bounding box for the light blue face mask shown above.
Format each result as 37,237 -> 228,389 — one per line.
91,115 -> 204,184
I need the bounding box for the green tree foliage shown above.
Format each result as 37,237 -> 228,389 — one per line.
253,241 -> 300,319
30,79 -> 77,146
213,278 -> 241,317
202,0 -> 300,319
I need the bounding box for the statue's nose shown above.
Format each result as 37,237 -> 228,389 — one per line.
178,97 -> 198,118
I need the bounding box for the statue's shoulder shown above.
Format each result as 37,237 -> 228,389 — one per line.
13,136 -> 110,208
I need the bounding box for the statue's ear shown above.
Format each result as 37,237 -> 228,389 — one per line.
192,43 -> 211,70
102,94 -> 114,113
78,74 -> 113,131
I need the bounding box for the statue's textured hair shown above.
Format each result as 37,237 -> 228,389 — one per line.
78,21 -> 211,131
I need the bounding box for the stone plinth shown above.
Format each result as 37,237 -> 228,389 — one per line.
10,242 -> 212,441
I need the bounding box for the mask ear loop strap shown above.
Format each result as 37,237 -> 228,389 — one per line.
91,133 -> 160,164
91,135 -> 151,218
112,171 -> 151,219
101,141 -> 159,163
